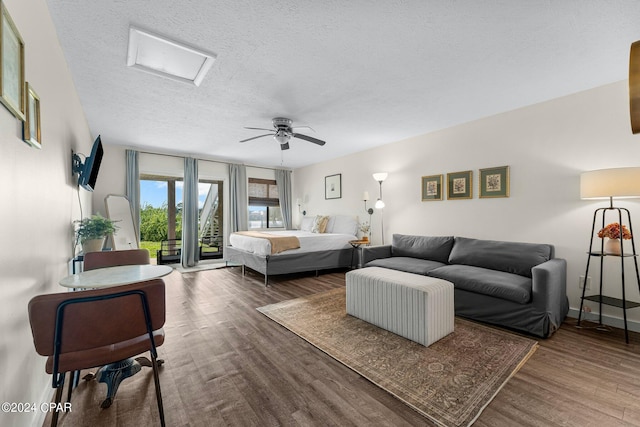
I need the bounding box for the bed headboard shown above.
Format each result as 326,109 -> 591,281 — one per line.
301,214 -> 359,236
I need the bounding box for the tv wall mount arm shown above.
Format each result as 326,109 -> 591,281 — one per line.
71,151 -> 85,176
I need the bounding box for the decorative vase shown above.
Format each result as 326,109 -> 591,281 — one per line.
362,236 -> 369,242
82,237 -> 105,254
604,238 -> 622,255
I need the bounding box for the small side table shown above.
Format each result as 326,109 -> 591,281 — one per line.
349,239 -> 370,269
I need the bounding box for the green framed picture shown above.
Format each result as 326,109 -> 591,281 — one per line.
447,170 -> 473,200
0,2 -> 26,121
23,82 -> 41,148
479,166 -> 510,198
421,174 -> 442,201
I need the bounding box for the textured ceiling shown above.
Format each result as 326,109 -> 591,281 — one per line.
46,0 -> 640,168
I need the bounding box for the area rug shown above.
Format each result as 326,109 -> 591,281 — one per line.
257,288 -> 538,427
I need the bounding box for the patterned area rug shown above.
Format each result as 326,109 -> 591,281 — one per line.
257,288 -> 538,427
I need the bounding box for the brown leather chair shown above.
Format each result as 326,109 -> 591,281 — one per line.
83,248 -> 150,271
28,279 -> 166,427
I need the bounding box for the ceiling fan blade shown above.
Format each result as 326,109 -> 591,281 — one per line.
239,133 -> 273,143
293,133 -> 326,146
280,142 -> 290,150
244,127 -> 274,132
292,126 -> 316,133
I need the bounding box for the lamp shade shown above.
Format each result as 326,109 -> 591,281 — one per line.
580,167 -> 640,199
373,172 -> 388,182
375,199 -> 385,209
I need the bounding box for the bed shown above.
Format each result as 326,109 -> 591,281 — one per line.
224,215 -> 359,285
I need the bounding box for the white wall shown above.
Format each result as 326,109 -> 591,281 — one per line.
0,0 -> 93,425
293,80 -> 640,330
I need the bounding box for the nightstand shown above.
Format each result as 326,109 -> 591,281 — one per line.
349,239 -> 370,268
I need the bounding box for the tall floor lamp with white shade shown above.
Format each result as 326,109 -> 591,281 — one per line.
578,167 -> 640,343
373,172 -> 388,244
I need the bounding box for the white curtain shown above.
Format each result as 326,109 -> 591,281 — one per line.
181,157 -> 199,267
125,149 -> 140,238
229,163 -> 248,232
275,169 -> 292,230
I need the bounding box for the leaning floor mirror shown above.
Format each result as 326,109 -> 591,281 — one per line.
105,194 -> 139,250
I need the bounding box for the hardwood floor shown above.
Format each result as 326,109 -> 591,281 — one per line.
46,266 -> 640,426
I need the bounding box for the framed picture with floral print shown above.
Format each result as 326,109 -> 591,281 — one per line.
447,170 -> 472,200
479,166 -> 510,198
421,174 -> 442,201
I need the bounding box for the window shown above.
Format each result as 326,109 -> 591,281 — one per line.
248,178 -> 283,229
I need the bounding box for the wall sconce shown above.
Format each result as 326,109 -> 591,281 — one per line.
296,198 -> 306,216
363,191 -> 374,215
363,191 -> 374,241
372,172 -> 388,244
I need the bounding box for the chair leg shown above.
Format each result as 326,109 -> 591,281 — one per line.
66,371 -> 77,403
51,380 -> 64,427
150,353 -> 165,427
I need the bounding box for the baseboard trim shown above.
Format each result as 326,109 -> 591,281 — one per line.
567,307 -> 640,333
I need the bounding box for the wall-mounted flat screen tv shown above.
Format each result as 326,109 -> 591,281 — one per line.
73,135 -> 104,192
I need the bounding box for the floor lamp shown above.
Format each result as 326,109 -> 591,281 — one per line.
373,172 -> 388,245
578,167 -> 640,343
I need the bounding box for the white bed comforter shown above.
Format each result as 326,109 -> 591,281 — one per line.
229,230 -> 356,256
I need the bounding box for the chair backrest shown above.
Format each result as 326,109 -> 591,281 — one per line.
28,279 -> 165,358
83,248 -> 150,271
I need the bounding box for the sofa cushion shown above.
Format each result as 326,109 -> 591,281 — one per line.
391,234 -> 454,264
448,237 -> 552,278
428,264 -> 532,304
365,257 -> 446,275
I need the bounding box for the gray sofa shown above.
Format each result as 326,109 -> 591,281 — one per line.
361,234 -> 569,338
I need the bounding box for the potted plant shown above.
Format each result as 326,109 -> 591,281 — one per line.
75,214 -> 118,253
359,221 -> 371,242
597,222 -> 632,255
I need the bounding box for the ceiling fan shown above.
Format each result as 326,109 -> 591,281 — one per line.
240,117 -> 326,150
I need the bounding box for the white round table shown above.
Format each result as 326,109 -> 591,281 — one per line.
58,263 -> 173,408
59,264 -> 173,289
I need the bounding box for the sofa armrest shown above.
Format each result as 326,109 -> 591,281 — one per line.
531,258 -> 568,336
361,245 -> 392,265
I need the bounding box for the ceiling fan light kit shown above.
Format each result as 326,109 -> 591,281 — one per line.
240,117 -> 326,150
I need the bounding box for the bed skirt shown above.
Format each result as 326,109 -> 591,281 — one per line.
224,246 -> 353,285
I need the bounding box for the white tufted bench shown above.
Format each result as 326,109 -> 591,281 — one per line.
346,266 -> 454,346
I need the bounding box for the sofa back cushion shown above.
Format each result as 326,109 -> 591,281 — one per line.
448,237 -> 552,278
391,234 -> 454,264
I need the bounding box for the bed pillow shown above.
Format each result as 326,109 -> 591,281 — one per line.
311,215 -> 329,233
326,215 -> 358,236
300,217 -> 314,232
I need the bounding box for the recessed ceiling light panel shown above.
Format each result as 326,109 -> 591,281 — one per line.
127,26 -> 216,86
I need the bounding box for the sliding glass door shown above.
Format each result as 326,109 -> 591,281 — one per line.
198,180 -> 223,260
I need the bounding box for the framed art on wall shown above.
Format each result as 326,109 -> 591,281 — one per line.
0,2 -> 26,121
23,82 -> 41,148
421,174 -> 443,201
479,166 -> 510,198
325,173 -> 342,199
447,170 -> 473,200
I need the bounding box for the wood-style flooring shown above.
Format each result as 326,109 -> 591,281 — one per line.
45,266 -> 640,426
